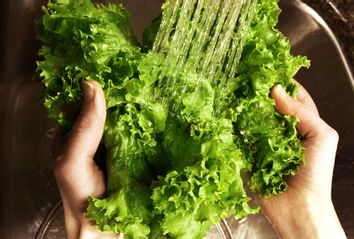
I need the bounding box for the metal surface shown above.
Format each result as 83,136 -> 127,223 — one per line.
1,0 -> 353,238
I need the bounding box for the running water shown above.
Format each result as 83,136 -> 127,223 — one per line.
152,0 -> 257,115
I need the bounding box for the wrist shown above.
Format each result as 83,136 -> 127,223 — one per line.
263,196 -> 346,239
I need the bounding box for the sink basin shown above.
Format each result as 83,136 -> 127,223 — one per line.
1,0 -> 353,238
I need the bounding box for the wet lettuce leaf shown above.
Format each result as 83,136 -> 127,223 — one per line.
36,0 -> 309,238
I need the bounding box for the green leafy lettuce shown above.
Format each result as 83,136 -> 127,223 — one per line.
36,0 -> 309,238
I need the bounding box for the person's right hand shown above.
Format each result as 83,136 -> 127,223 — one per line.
259,83 -> 346,239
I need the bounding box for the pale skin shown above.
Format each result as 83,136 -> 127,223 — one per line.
54,80 -> 346,239
260,83 -> 347,239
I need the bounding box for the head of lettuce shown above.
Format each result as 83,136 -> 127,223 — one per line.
36,0 -> 309,238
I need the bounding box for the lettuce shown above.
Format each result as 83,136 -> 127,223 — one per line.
36,0 -> 309,238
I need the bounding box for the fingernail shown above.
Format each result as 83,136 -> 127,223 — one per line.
83,81 -> 95,102
274,84 -> 288,97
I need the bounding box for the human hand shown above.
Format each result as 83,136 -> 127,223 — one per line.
53,81 -> 120,239
259,83 -> 346,239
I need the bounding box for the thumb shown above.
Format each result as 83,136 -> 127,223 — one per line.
63,80 -> 106,161
271,84 -> 331,139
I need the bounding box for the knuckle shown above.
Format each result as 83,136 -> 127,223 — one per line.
290,101 -> 303,118
53,154 -> 72,179
73,115 -> 95,133
71,112 -> 102,136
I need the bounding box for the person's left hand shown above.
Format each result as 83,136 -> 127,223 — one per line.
53,80 -> 120,239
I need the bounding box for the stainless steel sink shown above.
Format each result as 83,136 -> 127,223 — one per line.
1,0 -> 353,238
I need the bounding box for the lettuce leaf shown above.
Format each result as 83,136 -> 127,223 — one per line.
36,0 -> 309,238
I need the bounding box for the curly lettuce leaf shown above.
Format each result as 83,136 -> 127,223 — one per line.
232,0 -> 309,195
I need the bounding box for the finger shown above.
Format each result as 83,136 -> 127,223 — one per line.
271,84 -> 331,139
62,80 -> 106,162
292,80 -> 319,115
